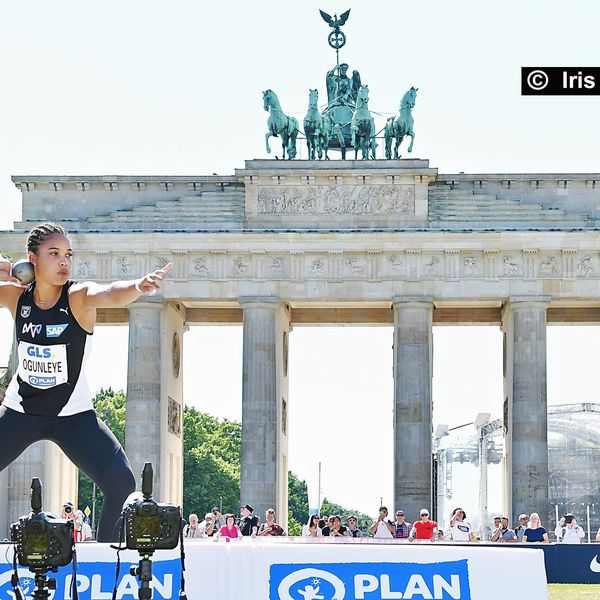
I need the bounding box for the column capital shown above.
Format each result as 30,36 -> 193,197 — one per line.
504,296 -> 551,310
238,296 -> 281,310
392,296 -> 434,309
127,297 -> 165,311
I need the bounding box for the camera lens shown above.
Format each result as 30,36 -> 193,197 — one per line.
64,506 -> 72,513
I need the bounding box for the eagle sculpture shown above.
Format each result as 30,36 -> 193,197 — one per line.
319,8 -> 351,29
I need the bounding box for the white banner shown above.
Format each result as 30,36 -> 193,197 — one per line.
0,539 -> 548,600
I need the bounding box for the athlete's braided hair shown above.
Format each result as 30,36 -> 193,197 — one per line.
26,222 -> 69,254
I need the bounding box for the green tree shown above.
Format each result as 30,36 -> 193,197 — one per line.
320,497 -> 374,534
182,407 -> 241,517
77,388 -> 126,527
288,471 -> 309,526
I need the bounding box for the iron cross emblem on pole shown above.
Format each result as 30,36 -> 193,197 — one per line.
319,8 -> 351,65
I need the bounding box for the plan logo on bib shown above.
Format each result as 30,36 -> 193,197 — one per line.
270,560 -> 471,600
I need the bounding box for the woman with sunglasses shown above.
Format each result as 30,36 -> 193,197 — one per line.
302,514 -> 322,537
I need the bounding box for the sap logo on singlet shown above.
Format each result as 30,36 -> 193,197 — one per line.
270,560 -> 471,600
26,346 -> 52,358
46,323 -> 68,337
0,558 -> 179,599
22,322 -> 43,338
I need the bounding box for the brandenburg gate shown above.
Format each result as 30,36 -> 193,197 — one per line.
2,159 -> 600,532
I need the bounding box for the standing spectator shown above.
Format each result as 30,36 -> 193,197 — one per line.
393,510 -> 411,539
329,515 -> 349,538
448,508 -> 472,541
347,515 -> 363,538
522,513 -> 549,543
238,504 -> 258,537
514,514 -> 529,542
369,506 -> 394,539
257,508 -> 285,536
61,501 -> 75,521
217,514 -> 241,540
183,513 -> 201,538
74,510 -> 92,542
198,512 -> 216,537
554,514 -> 585,544
410,509 -> 437,541
211,506 -> 224,530
302,514 -> 322,537
491,517 -> 517,543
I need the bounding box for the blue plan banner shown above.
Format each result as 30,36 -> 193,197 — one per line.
0,558 -> 182,599
270,559 -> 471,600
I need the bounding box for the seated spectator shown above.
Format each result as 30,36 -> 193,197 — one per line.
217,513 -> 241,539
554,514 -> 585,544
393,510 -> 411,539
448,508 -> 472,541
489,516 -> 501,540
522,513 -> 549,543
514,513 -> 529,542
321,516 -> 335,536
238,504 -> 258,537
328,515 -> 349,538
437,529 -> 445,541
369,506 -> 394,539
410,509 -> 437,541
198,512 -> 216,537
302,514 -> 322,537
257,508 -> 285,536
491,517 -> 517,543
183,513 -> 201,538
347,515 -> 363,538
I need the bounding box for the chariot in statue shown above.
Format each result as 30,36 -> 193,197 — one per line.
263,8 -> 418,161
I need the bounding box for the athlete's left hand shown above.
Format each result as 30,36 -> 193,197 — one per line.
136,263 -> 173,295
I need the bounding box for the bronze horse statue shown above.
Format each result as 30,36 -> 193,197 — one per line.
263,89 -> 299,160
384,87 -> 417,159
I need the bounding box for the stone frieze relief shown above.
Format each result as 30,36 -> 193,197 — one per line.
256,185 -> 415,216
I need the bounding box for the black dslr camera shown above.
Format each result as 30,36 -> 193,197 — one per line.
11,478 -> 73,570
123,462 -> 181,551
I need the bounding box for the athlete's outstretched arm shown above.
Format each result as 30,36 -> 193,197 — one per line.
75,263 -> 173,309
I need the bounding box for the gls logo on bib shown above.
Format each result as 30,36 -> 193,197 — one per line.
270,560 -> 471,600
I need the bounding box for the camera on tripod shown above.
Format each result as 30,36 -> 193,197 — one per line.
11,478 -> 73,570
123,462 -> 181,551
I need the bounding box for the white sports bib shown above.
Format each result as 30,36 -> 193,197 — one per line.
18,341 -> 68,389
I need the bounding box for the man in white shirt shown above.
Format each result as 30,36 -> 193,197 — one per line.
369,506 -> 394,539
554,514 -> 585,543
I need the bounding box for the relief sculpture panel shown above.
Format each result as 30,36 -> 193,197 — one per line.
256,185 -> 415,216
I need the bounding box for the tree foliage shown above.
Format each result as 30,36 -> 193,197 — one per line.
182,407 -> 241,517
320,497 -> 374,532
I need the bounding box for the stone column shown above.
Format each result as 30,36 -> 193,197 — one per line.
392,297 -> 434,519
125,299 -> 163,493
502,298 -> 549,524
239,297 -> 290,527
